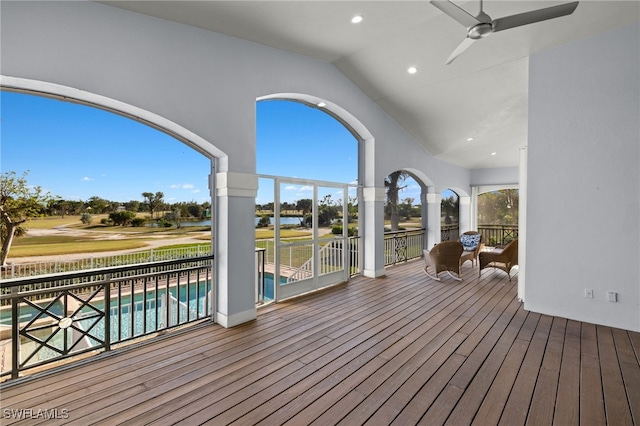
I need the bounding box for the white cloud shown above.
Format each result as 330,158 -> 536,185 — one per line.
299,185 -> 313,192
170,183 -> 195,189
81,177 -> 93,182
284,185 -> 297,191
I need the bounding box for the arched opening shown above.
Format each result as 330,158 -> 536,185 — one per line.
1,81 -> 224,374
255,98 -> 359,301
1,90 -> 213,261
441,189 -> 460,241
383,170 -> 427,266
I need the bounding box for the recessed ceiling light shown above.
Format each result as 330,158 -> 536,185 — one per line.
317,102 -> 326,107
466,137 -> 474,142
407,66 -> 418,74
491,152 -> 497,156
351,15 -> 364,24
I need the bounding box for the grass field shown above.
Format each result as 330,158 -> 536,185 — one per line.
10,237 -> 149,257
9,216 -> 317,259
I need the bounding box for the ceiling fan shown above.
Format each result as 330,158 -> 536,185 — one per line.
431,0 -> 579,64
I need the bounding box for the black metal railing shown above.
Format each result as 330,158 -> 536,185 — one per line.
478,225 -> 518,247
440,224 -> 460,242
384,229 -> 425,266
0,255 -> 213,381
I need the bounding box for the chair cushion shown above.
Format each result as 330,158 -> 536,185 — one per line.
460,233 -> 481,251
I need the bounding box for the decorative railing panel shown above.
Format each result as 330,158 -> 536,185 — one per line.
440,225 -> 460,242
478,225 -> 519,247
384,229 -> 425,266
0,256 -> 213,380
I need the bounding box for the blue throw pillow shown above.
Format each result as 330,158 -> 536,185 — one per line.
460,234 -> 481,251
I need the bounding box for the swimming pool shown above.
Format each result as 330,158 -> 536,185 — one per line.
260,272 -> 288,301
1,281 -> 211,368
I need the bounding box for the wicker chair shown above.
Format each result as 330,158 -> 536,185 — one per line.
479,239 -> 518,280
423,241 -> 464,281
459,231 -> 484,267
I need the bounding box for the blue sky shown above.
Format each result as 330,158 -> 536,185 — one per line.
1,92 -> 424,205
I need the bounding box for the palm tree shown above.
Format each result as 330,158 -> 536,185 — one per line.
385,171 -> 408,231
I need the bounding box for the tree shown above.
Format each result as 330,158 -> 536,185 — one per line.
86,196 -> 111,214
441,195 -> 459,225
1,171 -> 52,265
80,212 -> 93,225
142,191 -> 165,219
478,189 -> 519,225
398,197 -> 415,221
347,196 -> 358,223
164,208 -> 182,228
124,200 -> 141,213
318,195 -> 339,227
186,203 -> 203,219
296,199 -> 313,216
109,210 -> 136,226
385,171 -> 408,231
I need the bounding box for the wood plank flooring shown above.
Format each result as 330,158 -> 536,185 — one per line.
1,260 -> 639,425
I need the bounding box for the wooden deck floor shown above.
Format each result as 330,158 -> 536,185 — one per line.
1,260 -> 639,425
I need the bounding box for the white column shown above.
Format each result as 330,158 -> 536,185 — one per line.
470,186 -> 479,231
458,196 -> 471,233
215,171 -> 258,327
426,192 -> 442,248
518,147 -> 527,302
362,186 -> 386,278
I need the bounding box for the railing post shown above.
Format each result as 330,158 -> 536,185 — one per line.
104,273 -> 111,352
11,285 -> 19,379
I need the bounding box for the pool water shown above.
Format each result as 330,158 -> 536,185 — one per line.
1,282 -> 211,367
261,272 -> 287,301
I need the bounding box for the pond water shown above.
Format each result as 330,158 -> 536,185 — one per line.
178,217 -> 304,227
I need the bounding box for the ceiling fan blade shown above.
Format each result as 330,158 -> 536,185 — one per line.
492,1 -> 579,33
445,37 -> 476,65
431,0 -> 481,28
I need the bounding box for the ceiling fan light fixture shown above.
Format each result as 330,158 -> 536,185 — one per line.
351,15 -> 364,24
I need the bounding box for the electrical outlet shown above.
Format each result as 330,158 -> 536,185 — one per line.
607,291 -> 618,302
584,289 -> 594,299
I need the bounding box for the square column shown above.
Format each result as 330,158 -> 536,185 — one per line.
215,172 -> 258,327
425,192 -> 442,247
362,186 -> 386,278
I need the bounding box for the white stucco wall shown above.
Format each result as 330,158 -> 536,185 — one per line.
470,167 -> 519,187
1,1 -> 472,325
526,24 -> 640,332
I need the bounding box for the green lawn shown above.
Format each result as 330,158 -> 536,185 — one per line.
10,217 -> 331,259
10,236 -> 149,257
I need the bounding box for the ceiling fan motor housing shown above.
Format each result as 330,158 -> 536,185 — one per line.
469,22 -> 493,39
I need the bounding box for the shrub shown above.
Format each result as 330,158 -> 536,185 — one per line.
131,217 -> 146,227
332,225 -> 356,236
80,212 -> 92,225
109,211 -> 137,226
256,214 -> 271,228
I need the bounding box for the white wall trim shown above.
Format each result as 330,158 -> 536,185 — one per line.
215,308 -> 257,328
216,172 -> 258,198
362,186 -> 386,202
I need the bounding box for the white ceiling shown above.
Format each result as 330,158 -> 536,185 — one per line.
100,1 -> 640,169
